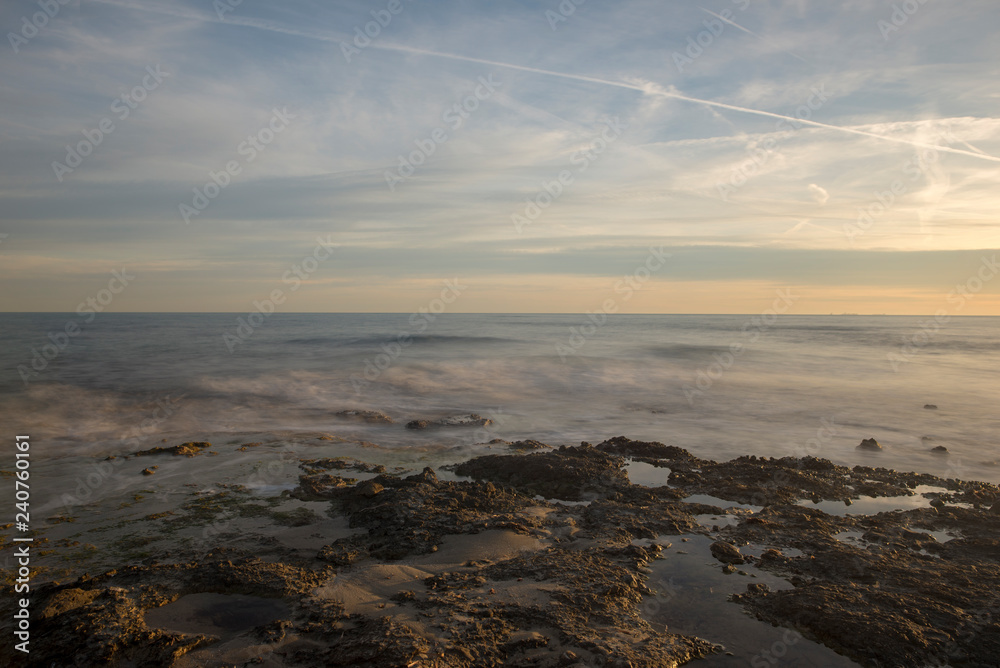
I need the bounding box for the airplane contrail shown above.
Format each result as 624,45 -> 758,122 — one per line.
91,0 -> 1000,164
699,7 -> 809,64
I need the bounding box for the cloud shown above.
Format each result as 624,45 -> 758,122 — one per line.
808,183 -> 830,205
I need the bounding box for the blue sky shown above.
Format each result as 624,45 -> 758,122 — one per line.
1,0 -> 999,313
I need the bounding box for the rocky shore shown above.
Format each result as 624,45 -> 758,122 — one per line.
2,434 -> 998,667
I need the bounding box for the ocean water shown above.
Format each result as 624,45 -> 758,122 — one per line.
2,313 -> 999,484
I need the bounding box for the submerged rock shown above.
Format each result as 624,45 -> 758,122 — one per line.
135,441 -> 211,457
710,541 -> 745,564
931,445 -> 949,454
336,409 -> 393,424
435,414 -> 494,427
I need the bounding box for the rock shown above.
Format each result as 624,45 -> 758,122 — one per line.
931,446 -> 949,454
924,404 -> 938,410
135,442 -> 211,457
405,420 -> 430,430
141,467 -> 156,475
930,497 -> 946,509
294,473 -> 354,499
356,480 -> 384,498
435,414 -> 493,427
991,500 -> 1000,515
857,438 -> 882,451
39,588 -> 101,619
337,409 -> 393,424
404,467 -> 438,486
746,583 -> 771,595
710,541 -> 744,564
454,445 -> 628,501
559,650 -> 581,665
508,439 -> 549,450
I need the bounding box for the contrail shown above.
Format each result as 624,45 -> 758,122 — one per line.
91,0 -> 1000,164
699,8 -> 809,64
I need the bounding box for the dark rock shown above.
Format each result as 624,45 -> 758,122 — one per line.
435,414 -> 493,427
293,473 -> 354,499
355,479 -> 384,498
135,442 -> 210,457
508,439 -> 549,450
405,419 -> 430,429
991,500 -> 1000,515
141,467 -> 156,475
710,541 -> 744,564
403,467 -> 438,486
455,445 -> 628,501
857,438 -> 883,451
597,436 -> 696,461
931,445 -> 949,454
924,404 -> 938,410
336,409 -> 393,424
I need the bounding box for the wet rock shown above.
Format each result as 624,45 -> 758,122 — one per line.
455,445 -> 628,501
135,441 -> 211,457
508,439 -> 550,450
405,419 -> 430,429
300,457 -> 385,475
293,473 -> 355,500
355,479 -> 384,498
336,409 -> 393,424
39,588 -> 101,619
931,445 -> 949,454
991,500 -> 1000,515
597,436 -> 697,461
857,437 -> 882,451
435,413 -> 493,427
710,541 -> 744,564
924,404 -> 938,410
403,467 -> 438,486
141,467 -> 157,475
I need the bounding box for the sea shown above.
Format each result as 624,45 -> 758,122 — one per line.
2,313 -> 999,485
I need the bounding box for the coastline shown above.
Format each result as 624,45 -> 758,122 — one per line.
2,425 -> 999,667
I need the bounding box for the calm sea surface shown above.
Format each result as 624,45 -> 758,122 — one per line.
2,313 -> 998,482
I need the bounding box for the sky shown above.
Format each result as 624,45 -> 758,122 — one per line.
1,0 -> 999,314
